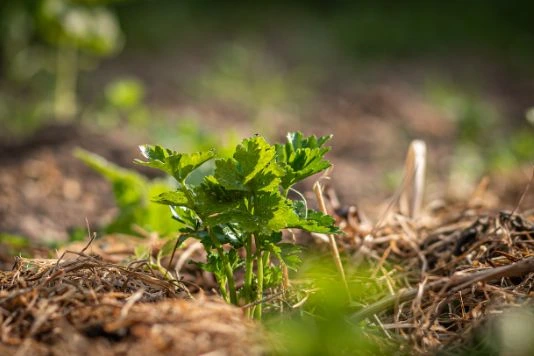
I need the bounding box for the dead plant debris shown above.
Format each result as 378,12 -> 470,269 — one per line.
1,175 -> 533,355
0,252 -> 260,355
333,197 -> 534,354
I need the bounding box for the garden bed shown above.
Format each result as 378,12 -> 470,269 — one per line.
1,125 -> 532,355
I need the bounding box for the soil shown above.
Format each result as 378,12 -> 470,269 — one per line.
0,123 -> 159,244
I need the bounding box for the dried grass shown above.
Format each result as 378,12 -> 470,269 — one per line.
336,198 -> 534,354
0,251 -> 260,355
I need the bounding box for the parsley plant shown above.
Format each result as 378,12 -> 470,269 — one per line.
135,132 -> 338,318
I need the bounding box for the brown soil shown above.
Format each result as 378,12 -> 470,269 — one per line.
0,123 -> 157,244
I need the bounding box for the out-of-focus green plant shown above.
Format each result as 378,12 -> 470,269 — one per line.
105,77 -> 145,110
489,129 -> 534,171
0,233 -> 31,257
75,148 -> 180,236
267,257 -> 397,355
0,1 -> 53,137
427,81 -> 498,144
90,77 -> 149,127
0,0 -> 124,128
0,91 -> 52,138
38,0 -> 123,55
37,0 -> 124,119
526,107 -> 534,126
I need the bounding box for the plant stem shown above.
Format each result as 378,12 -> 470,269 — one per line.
180,179 -> 194,204
262,251 -> 270,271
254,234 -> 264,319
55,44 -> 78,120
207,227 -> 238,305
244,234 -> 254,317
216,274 -> 230,303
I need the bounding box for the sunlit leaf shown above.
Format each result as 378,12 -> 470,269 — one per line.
214,136 -> 282,192
275,131 -> 332,189
152,191 -> 190,206
135,145 -> 215,182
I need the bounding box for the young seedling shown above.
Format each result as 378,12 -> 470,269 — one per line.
135,132 -> 339,318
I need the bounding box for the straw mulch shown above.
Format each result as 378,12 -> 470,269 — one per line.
337,195 -> 534,354
0,250 -> 261,356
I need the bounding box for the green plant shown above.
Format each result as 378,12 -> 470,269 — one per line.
75,148 -> 180,236
0,233 -> 31,257
89,77 -> 150,128
135,132 -> 339,318
0,0 -> 124,134
37,0 -> 124,119
267,257 -> 395,355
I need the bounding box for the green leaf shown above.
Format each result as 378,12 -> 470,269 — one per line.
214,136 -> 282,192
265,241 -> 302,272
263,265 -> 282,289
233,136 -> 276,184
170,206 -> 201,232
198,188 -> 297,235
195,249 -> 242,279
183,224 -> 243,249
289,210 -> 340,234
275,132 -> 332,189
279,243 -> 303,271
263,231 -> 283,245
195,251 -> 225,278
152,191 -> 190,206
287,201 -> 340,233
135,145 -> 215,182
287,131 -> 332,150
194,177 -> 244,220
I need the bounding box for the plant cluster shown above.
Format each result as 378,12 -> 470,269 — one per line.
135,132 -> 339,318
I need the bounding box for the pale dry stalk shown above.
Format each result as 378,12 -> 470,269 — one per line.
313,180 -> 351,301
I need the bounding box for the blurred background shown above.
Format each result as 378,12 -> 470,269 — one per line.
1,0 -> 533,243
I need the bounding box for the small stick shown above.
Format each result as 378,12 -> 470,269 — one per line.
240,290 -> 286,309
167,236 -> 182,271
54,218 -> 96,270
313,180 -> 351,301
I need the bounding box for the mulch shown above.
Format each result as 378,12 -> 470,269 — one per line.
330,185 -> 534,354
0,247 -> 261,356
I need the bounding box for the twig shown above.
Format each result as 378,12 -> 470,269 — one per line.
240,290 -> 285,309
